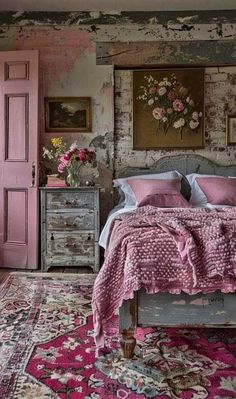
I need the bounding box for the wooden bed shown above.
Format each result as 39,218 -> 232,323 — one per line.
118,154 -> 236,358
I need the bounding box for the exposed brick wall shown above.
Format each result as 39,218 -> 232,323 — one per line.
114,66 -> 236,177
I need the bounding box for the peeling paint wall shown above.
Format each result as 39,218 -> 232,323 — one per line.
0,10 -> 235,222
0,25 -> 115,224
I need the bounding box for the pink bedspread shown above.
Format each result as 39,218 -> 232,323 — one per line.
92,206 -> 236,352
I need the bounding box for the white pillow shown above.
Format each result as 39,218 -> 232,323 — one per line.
114,170 -> 182,206
186,174 -> 225,206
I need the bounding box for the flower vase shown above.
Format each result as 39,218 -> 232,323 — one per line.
66,166 -> 80,187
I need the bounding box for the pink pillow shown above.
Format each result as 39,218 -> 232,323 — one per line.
128,178 -> 181,204
196,177 -> 236,205
138,192 -> 191,208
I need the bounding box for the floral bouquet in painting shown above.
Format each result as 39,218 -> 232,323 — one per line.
137,73 -> 202,139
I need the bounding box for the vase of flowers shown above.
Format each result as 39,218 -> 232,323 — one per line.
42,138 -> 96,187
58,144 -> 96,187
65,162 -> 81,188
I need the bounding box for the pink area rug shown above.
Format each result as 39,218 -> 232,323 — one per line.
0,273 -> 235,399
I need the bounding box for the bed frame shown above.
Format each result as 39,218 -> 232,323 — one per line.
118,154 -> 236,358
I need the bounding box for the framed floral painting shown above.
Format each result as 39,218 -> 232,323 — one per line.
133,68 -> 205,149
226,114 -> 236,146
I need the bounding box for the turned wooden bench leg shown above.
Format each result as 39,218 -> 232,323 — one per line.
119,293 -> 137,359
120,328 -> 136,358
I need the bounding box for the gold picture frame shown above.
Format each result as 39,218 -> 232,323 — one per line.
226,114 -> 236,146
133,68 -> 205,150
45,97 -> 92,132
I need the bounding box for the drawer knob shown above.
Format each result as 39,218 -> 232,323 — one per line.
50,233 -> 54,241
65,199 -> 73,205
65,199 -> 77,206
65,242 -> 76,248
87,233 -> 91,241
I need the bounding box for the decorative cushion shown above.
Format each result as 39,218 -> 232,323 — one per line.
186,174 -> 225,206
128,178 -> 181,204
138,191 -> 192,208
114,171 -> 182,206
196,177 -> 236,206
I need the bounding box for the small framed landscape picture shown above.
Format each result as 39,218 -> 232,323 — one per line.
45,97 -> 92,132
226,114 -> 236,146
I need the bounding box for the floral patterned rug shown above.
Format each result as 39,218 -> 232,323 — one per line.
0,272 -> 235,399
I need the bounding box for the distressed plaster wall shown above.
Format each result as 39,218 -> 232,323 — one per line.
0,11 -> 235,222
0,25 -> 115,224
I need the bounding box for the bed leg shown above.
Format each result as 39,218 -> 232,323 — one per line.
120,328 -> 136,359
119,294 -> 137,359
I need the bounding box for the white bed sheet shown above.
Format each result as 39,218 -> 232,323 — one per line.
99,205 -> 136,249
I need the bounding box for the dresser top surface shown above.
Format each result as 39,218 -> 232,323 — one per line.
39,187 -> 100,191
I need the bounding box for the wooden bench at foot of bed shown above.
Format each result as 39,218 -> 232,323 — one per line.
119,290 -> 236,358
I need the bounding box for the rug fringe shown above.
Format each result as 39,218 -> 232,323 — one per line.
0,272 -> 97,288
10,271 -> 97,278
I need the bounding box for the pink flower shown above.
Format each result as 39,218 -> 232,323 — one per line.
57,146 -> 96,174
80,149 -> 89,162
63,151 -> 72,161
152,107 -> 166,120
58,154 -> 70,173
173,99 -> 184,112
58,162 -> 66,173
87,150 -> 96,163
76,148 -> 96,163
168,90 -> 177,101
149,86 -> 156,94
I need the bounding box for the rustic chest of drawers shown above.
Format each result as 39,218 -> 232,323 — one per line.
40,187 -> 100,272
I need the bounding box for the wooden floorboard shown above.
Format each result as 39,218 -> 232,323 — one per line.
0,266 -> 94,281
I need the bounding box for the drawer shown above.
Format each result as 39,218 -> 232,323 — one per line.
46,232 -> 95,266
47,211 -> 95,230
46,191 -> 95,210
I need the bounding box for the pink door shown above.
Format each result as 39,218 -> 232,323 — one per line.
0,50 -> 39,269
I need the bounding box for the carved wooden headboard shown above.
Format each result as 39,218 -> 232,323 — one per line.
118,154 -> 236,177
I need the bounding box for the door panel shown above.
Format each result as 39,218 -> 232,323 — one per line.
5,61 -> 29,80
6,94 -> 28,161
5,189 -> 27,243
0,50 -> 39,269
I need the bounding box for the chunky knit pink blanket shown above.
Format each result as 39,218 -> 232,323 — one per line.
92,206 -> 236,352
